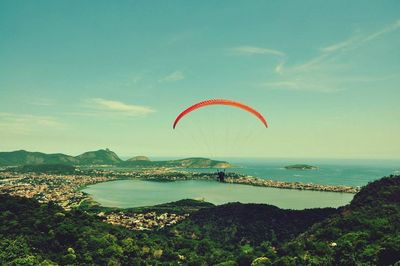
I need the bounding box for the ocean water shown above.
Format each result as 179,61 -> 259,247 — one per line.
186,158 -> 400,187
83,179 -> 354,210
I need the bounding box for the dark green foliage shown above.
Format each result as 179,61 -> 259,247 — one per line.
278,175 -> 400,265
0,175 -> 399,265
126,199 -> 215,214
177,203 -> 336,246
0,195 -> 332,265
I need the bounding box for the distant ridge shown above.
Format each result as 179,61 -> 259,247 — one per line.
121,157 -> 231,168
0,149 -> 231,168
127,156 -> 150,161
0,150 -> 78,166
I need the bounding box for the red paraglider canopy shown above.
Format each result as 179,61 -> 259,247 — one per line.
173,99 -> 268,129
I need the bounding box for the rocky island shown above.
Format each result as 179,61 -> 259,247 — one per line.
285,164 -> 319,170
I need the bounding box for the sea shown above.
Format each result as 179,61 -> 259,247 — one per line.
186,158 -> 400,187
83,158 -> 399,210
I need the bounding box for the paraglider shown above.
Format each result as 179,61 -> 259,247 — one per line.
173,99 -> 268,129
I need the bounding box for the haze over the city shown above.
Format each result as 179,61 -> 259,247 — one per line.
1,1 -> 399,159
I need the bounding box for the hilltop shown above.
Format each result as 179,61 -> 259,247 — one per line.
76,149 -> 122,165
0,149 -> 232,168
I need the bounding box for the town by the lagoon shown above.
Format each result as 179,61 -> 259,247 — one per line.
0,159 -> 365,231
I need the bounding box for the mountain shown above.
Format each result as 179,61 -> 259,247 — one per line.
0,150 -> 78,166
0,149 -> 120,166
75,149 -> 122,165
0,150 -> 231,168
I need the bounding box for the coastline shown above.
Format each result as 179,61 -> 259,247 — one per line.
129,170 -> 360,194
225,176 -> 359,193
1,167 -> 360,213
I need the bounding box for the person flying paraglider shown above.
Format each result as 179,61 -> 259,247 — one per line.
216,169 -> 226,182
172,98 -> 268,184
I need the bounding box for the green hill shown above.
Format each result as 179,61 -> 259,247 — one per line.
276,175 -> 400,265
176,203 -> 336,246
75,148 -> 122,165
0,150 -> 78,166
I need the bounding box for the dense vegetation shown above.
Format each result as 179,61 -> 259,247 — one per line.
276,175 -> 400,265
79,199 -> 215,215
0,175 -> 399,265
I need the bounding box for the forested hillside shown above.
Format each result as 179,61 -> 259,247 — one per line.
0,175 -> 399,265
275,175 -> 400,265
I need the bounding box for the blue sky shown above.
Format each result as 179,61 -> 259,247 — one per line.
1,1 -> 399,159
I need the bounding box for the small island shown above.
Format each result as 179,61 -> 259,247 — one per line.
284,164 -> 319,170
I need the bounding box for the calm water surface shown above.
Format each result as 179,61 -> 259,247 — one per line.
83,179 -> 354,210
186,159 -> 400,186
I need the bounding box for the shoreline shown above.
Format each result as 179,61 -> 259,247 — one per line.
224,176 -> 359,193
0,168 -> 360,230
130,170 -> 360,194
1,167 -> 360,212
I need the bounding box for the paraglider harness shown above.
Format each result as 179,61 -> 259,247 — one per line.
216,169 -> 226,182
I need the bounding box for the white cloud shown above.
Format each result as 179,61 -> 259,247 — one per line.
274,61 -> 286,74
264,79 -> 339,93
319,19 -> 400,55
0,113 -> 65,134
320,36 -> 361,53
363,19 -> 400,42
86,98 -> 155,116
231,46 -> 286,57
159,71 -> 185,82
29,98 -> 57,106
264,19 -> 400,92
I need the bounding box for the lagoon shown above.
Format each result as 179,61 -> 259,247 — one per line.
83,179 -> 354,210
